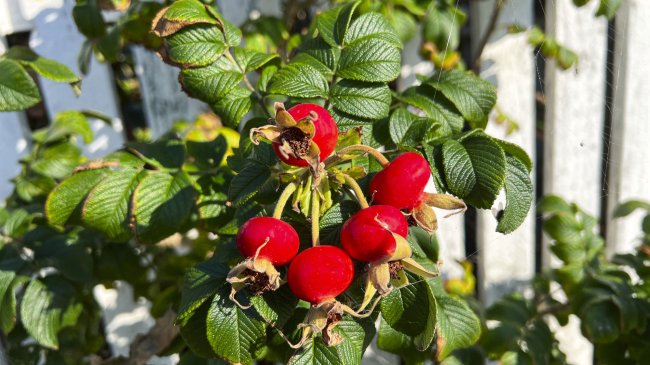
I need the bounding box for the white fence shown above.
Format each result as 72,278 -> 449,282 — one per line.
1,0 -> 649,364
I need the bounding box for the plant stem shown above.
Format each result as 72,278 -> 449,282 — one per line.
224,49 -> 270,117
311,189 -> 320,246
325,145 -> 390,167
342,173 -> 369,208
471,0 -> 508,73
273,182 -> 298,219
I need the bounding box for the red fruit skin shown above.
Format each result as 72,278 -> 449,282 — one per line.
369,152 -> 431,210
272,103 -> 339,167
236,217 -> 299,266
287,246 -> 354,304
341,205 -> 408,263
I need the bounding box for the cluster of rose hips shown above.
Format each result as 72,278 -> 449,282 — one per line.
227,103 -> 465,347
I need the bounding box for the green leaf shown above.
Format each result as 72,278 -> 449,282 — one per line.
132,171 -> 197,243
423,6 -> 465,51
178,261 -> 229,323
538,195 -> 572,214
316,1 -> 361,47
20,279 -> 59,349
320,201 -> 358,245
0,273 -> 25,334
47,111 -> 93,144
613,200 -> 650,218
209,8 -> 242,47
212,86 -> 252,127
496,156 -> 533,234
424,70 -> 496,129
81,169 -> 144,241
233,48 -> 279,72
388,108 -> 431,146
442,140 -> 476,198
3,209 -> 32,237
32,142 -> 83,179
206,287 -> 266,365
435,295 -> 481,360
449,134 -> 507,209
228,160 -> 274,206
494,139 -> 533,172
380,279 -> 433,337
298,37 -> 339,71
0,59 -> 40,112
155,0 -> 218,37
250,285 -> 299,328
330,80 -> 391,120
344,12 -> 402,48
338,38 -> 401,83
165,25 -> 227,67
72,0 -> 107,39
398,87 -> 464,136
288,336 -> 342,365
268,62 -> 329,98
181,57 -> 243,104
582,301 -> 620,343
7,47 -> 80,85
46,169 -> 110,226
377,317 -> 432,364
596,0 -> 622,20
127,137 -> 186,168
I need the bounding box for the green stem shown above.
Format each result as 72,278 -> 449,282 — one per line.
342,173 -> 369,209
311,189 -> 320,246
273,182 -> 298,219
325,145 -> 390,167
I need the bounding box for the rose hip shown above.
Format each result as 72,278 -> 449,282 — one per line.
341,205 -> 408,263
236,217 -> 299,266
287,246 -> 353,304
369,152 -> 430,210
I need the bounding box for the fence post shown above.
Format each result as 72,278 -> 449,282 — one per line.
606,0 -> 650,256
29,0 -> 124,159
132,47 -> 206,138
470,0 -> 537,307
544,1 -> 608,364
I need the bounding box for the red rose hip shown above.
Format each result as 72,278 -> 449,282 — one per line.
287,246 -> 354,304
341,205 -> 408,263
272,103 -> 338,167
369,152 -> 430,210
236,217 -> 299,266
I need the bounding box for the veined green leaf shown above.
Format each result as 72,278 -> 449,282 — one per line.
165,24 -> 227,67
132,171 -> 196,243
228,160 -> 274,206
81,169 -> 145,241
424,70 -> 496,129
46,169 -> 110,226
212,86 -> 252,127
398,88 -> 464,136
331,80 -> 391,120
268,61 -> 329,98
206,287 -> 266,365
435,295 -> 481,360
47,111 -> 93,144
496,156 -> 533,234
344,12 -> 402,48
233,48 -> 279,72
0,59 -> 40,112
442,140 -> 476,198
154,0 -> 218,37
180,57 -> 243,104
338,38 -> 401,83
7,47 -> 80,85
380,279 -> 433,337
316,0 -> 360,47
389,107 -> 431,146
178,261 -> 229,323
32,142 -> 83,179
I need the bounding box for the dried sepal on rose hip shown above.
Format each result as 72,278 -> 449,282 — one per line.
286,245 -> 370,347
250,103 -> 338,172
340,205 -> 440,310
369,151 -> 466,232
227,217 -> 299,307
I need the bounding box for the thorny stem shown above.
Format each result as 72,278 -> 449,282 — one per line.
273,182 -> 298,219
325,145 -> 390,167
311,189 -> 320,246
471,0 -> 508,73
342,173 -> 369,209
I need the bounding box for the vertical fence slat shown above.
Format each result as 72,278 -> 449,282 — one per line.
606,0 -> 650,255
544,1 -> 608,364
0,37 -> 31,201
29,0 -> 124,159
471,0 -> 536,306
132,47 -> 206,138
